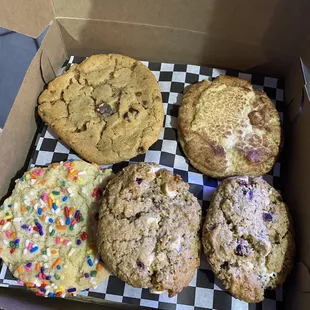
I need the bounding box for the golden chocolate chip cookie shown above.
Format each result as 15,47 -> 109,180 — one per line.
202,177 -> 295,303
178,76 -> 281,178
38,54 -> 164,164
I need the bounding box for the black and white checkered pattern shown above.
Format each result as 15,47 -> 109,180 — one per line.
0,56 -> 285,310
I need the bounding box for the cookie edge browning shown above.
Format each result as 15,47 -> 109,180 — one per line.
38,54 -> 164,164
202,176 -> 295,303
178,76 -> 281,178
97,162 -> 201,296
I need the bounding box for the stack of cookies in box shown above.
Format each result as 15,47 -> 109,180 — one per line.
0,54 -> 294,304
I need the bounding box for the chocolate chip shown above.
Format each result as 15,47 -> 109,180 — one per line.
129,107 -> 139,118
136,261 -> 145,269
97,103 -> 113,116
263,212 -> 273,222
220,261 -> 229,270
136,178 -> 143,184
123,112 -> 130,121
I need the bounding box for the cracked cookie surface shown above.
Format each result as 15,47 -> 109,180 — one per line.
97,163 -> 201,296
0,160 -> 113,297
38,54 -> 164,164
178,76 -> 281,178
202,177 -> 295,303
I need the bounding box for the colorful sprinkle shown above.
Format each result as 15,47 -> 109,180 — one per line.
48,218 -> 54,224
63,239 -> 69,246
21,224 -> 27,229
52,258 -> 62,269
74,210 -> 80,219
67,287 -> 76,293
10,248 -> 15,254
56,237 -> 60,245
50,229 -> 55,236
87,258 -> 93,267
52,191 -> 60,195
36,263 -> 41,271
11,232 -> 17,239
65,218 -> 70,226
35,221 -> 42,230
96,263 -> 103,271
47,197 -> 53,209
17,266 -> 23,273
54,274 -> 60,280
76,239 -> 81,246
81,232 -> 88,241
68,248 -> 75,256
56,225 -> 66,230
64,206 -> 69,218
14,238 -> 20,244
52,203 -> 57,211
38,208 -> 43,216
27,242 -> 33,250
56,265 -> 61,270
5,231 -> 10,239
90,271 -> 97,277
62,196 -> 68,202
30,246 -> 39,253
84,273 -> 89,278
26,262 -> 32,268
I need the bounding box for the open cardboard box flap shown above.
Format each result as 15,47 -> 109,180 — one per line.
1,0 -> 310,309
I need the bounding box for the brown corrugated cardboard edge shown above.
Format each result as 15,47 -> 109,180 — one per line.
0,0 -> 54,37
282,37 -> 310,310
52,0 -> 310,76
0,20 -> 67,201
56,17 -> 291,77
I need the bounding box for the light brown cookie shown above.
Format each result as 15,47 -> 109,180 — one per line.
97,163 -> 201,297
38,54 -> 164,164
202,177 -> 295,303
178,76 -> 281,178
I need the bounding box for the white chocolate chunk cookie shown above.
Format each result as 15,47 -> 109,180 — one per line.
0,160 -> 113,297
202,177 -> 295,303
97,162 -> 201,297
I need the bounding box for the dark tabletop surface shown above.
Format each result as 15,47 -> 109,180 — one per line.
0,26 -> 47,129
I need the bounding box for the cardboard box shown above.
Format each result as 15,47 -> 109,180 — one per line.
0,0 -> 310,309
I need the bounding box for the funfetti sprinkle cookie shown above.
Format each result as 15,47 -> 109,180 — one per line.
0,160 -> 113,297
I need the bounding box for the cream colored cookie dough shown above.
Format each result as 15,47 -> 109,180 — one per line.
97,162 -> 201,297
0,160 -> 113,297
38,54 -> 164,164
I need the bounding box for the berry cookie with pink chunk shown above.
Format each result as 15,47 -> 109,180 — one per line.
0,160 -> 113,297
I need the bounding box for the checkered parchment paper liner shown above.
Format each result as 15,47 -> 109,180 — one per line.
0,56 -> 285,310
